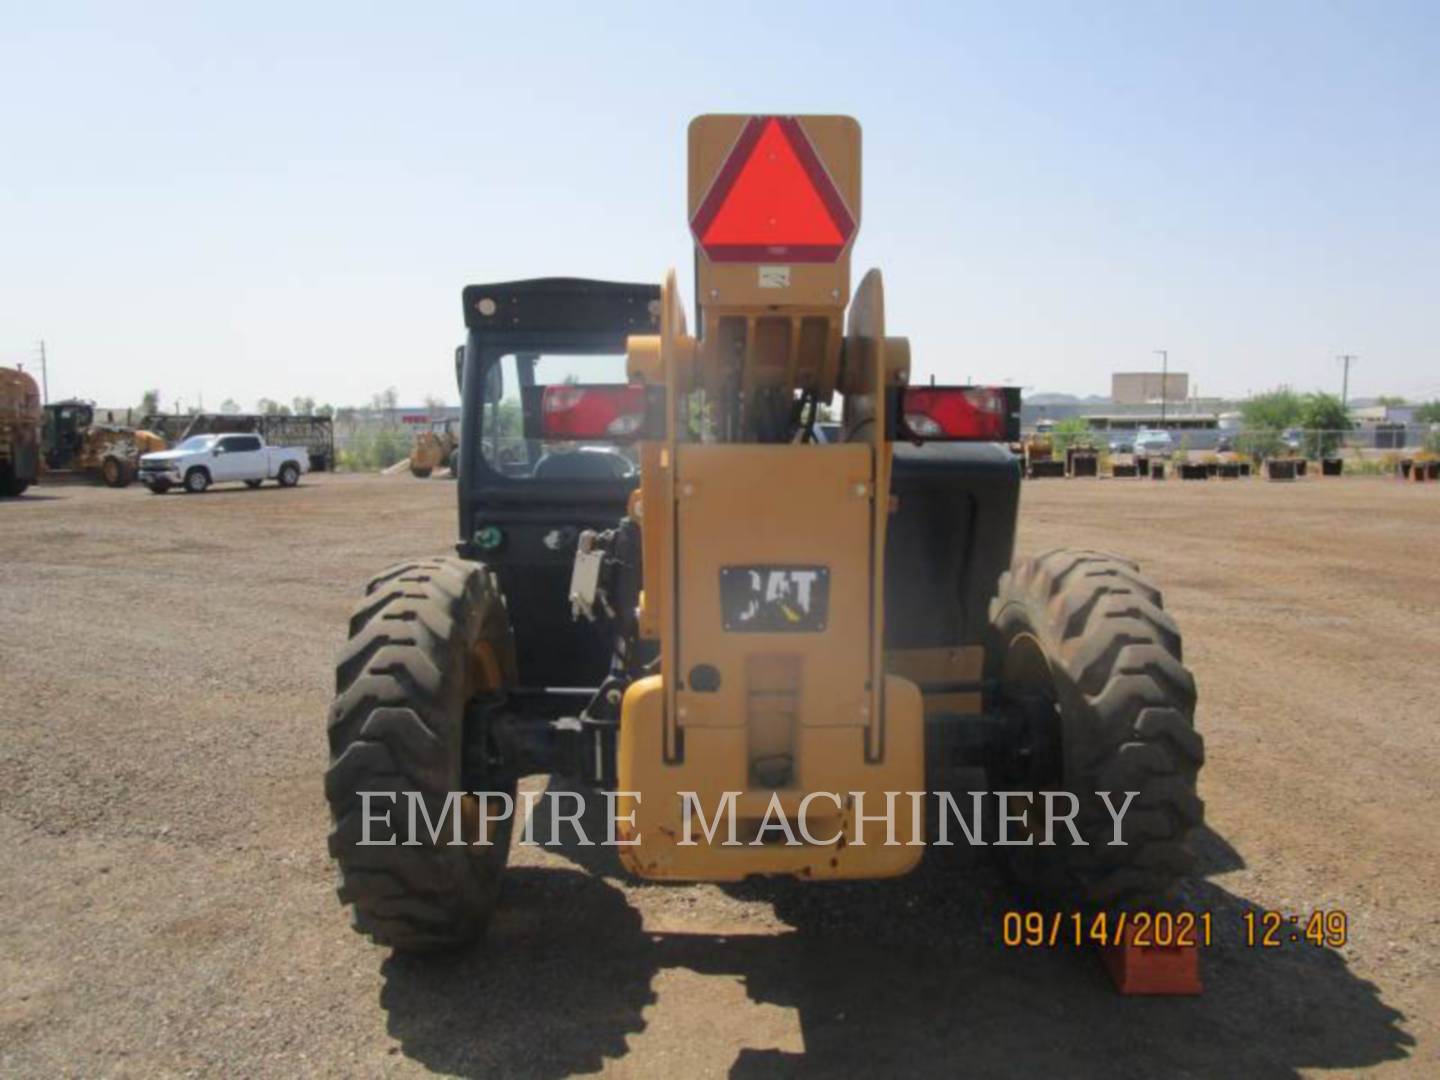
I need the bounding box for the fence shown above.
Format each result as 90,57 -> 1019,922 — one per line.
1037,425 -> 1438,457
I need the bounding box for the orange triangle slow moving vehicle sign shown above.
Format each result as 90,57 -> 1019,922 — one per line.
691,116 -> 856,263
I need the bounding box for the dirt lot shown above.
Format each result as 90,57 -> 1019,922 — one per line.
1,472 -> 1437,1077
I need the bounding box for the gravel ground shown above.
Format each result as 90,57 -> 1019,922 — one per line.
1,471 -> 1436,1077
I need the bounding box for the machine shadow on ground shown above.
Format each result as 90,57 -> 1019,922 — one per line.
378,783 -> 1412,1079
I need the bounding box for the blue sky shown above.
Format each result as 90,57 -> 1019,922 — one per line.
2,1 -> 1436,409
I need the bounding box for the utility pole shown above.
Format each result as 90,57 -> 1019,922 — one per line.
1154,349 -> 1168,424
1338,354 -> 1357,408
37,340 -> 49,404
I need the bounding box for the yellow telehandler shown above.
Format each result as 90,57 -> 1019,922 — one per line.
325,115 -> 1204,950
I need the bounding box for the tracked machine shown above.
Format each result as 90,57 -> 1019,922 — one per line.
326,115 -> 1204,949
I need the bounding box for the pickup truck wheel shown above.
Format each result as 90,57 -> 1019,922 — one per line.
184,468 -> 210,494
245,479 -> 264,489
278,462 -> 300,488
326,557 -> 519,951
988,549 -> 1204,911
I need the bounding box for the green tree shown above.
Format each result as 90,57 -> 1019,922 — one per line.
1237,388 -> 1303,460
1240,388 -> 1303,432
337,428 -> 411,471
1235,429 -> 1283,461
1376,395 -> 1408,407
314,403 -> 334,419
1049,416 -> 1094,452
291,395 -> 316,416
138,389 -> 161,416
219,398 -> 241,415
1298,392 -> 1351,458
1414,400 -> 1440,424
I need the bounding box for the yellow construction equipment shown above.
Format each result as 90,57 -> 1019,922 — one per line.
42,400 -> 166,487
409,419 -> 457,478
1,367 -> 42,497
325,115 -> 1205,951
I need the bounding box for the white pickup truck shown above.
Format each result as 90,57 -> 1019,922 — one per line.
138,433 -> 310,494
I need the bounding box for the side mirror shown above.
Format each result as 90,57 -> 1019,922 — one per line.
484,360 -> 504,402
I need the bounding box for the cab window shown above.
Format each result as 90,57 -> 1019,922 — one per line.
479,352 -> 638,483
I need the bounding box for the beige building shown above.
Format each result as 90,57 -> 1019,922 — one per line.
1112,371 -> 1189,406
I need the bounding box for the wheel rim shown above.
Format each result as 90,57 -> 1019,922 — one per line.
998,630 -> 1065,799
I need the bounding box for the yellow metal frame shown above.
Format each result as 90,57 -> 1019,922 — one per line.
613,116 -> 928,882
617,272 -> 924,881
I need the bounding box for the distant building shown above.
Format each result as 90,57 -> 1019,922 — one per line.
1349,404 -> 1415,425
1111,371 -> 1189,406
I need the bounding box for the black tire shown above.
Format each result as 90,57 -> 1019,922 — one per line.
101,457 -> 129,488
1,465 -> 29,496
410,464 -> 433,479
326,557 -> 518,950
245,479 -> 264,489
147,481 -> 171,495
184,467 -> 210,494
278,462 -> 300,487
988,548 -> 1204,910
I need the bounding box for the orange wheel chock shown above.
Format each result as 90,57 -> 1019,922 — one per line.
1100,923 -> 1203,995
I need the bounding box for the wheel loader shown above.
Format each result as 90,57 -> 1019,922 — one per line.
326,115 -> 1204,950
1,366 -> 43,496
408,419 -> 458,478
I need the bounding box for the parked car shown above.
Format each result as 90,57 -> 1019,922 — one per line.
1108,437 -> 1134,454
1133,428 -> 1174,455
138,433 -> 310,494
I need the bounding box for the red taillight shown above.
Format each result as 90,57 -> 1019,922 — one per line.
540,384 -> 648,440
900,387 -> 1019,442
691,116 -> 856,263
